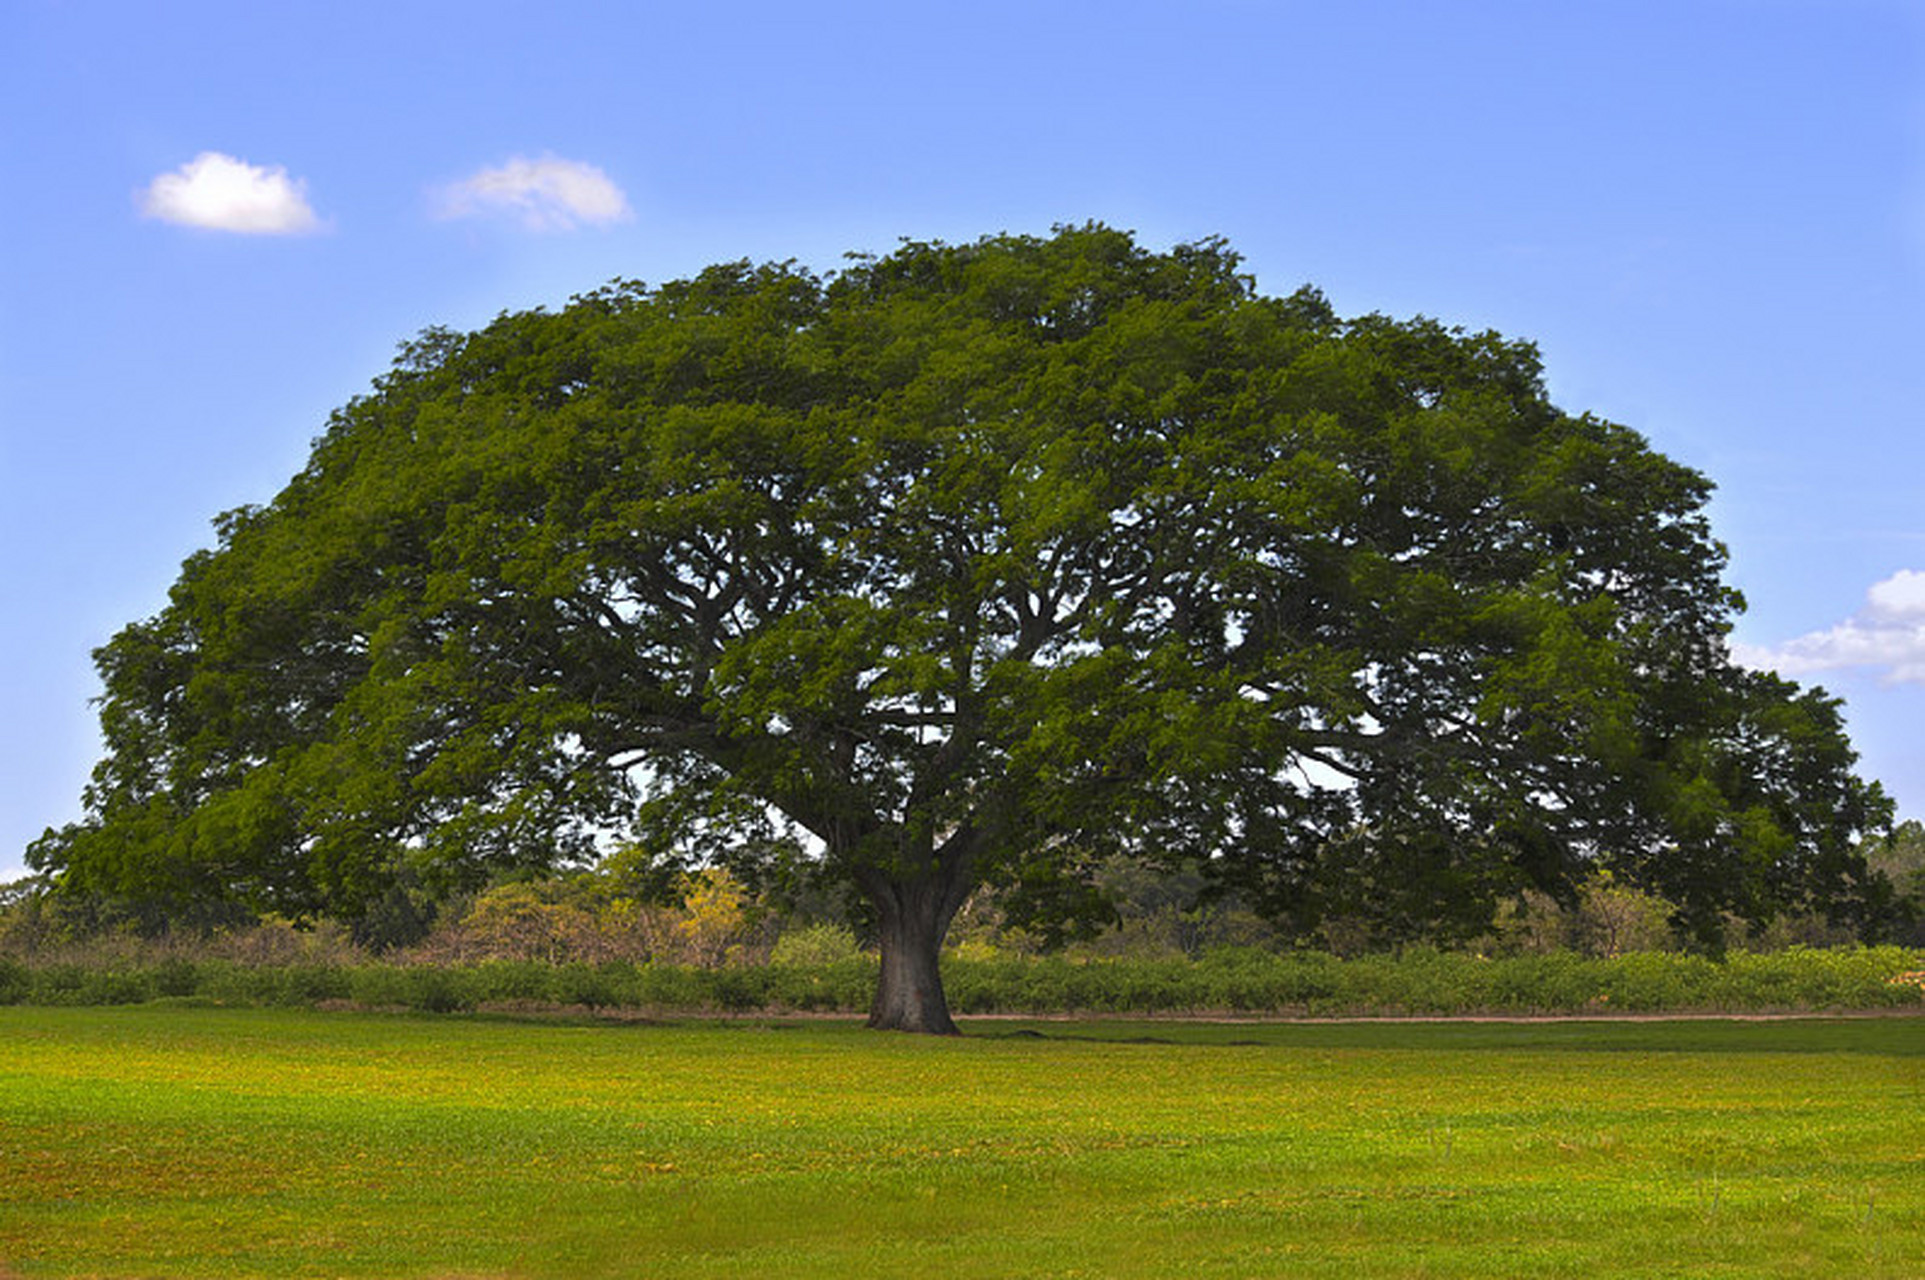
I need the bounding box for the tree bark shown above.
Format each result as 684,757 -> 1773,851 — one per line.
864,876 -> 963,1035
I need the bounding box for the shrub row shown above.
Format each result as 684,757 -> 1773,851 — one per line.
943,946 -> 1925,1016
1,947 -> 1921,1017
0,956 -> 881,1014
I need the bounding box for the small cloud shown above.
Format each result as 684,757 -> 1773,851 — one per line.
1866,568 -> 1925,619
139,151 -> 323,234
435,154 -> 632,232
1734,569 -> 1925,684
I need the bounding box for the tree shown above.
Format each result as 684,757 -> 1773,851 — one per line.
30,225 -> 1891,1032
1867,819 -> 1925,943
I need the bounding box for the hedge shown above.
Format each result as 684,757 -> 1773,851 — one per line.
1,947 -> 1920,1018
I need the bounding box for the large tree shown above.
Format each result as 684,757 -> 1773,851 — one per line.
33,226 -> 1890,1031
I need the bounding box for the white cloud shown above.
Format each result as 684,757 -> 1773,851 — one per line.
1866,568 -> 1925,619
139,152 -> 323,234
1733,569 -> 1925,684
435,155 -> 632,232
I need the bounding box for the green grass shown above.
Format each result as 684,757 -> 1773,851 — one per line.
3,1008 -> 1923,1277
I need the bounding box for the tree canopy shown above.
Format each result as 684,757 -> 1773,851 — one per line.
31,225 -> 1891,1031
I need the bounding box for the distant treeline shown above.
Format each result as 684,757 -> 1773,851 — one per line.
8,835 -> 1925,972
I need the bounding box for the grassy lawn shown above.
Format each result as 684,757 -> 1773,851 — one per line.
2,1007 -> 1922,1277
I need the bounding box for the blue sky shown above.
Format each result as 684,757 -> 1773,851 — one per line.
4,0 -> 1923,881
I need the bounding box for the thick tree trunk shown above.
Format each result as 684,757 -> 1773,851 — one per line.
865,879 -> 962,1035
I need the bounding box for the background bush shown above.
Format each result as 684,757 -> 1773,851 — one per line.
0,946 -> 1920,1017
6,849 -> 1925,1018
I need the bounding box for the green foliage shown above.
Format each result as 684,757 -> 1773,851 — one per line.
1486,870 -> 1680,956
31,226 -> 1893,1032
1868,819 -> 1925,943
406,865 -> 773,967
0,955 -> 26,1003
0,945 -> 1922,1017
769,920 -> 864,966
442,879 -> 604,963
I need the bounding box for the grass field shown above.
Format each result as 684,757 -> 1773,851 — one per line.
2,1007 -> 1922,1277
